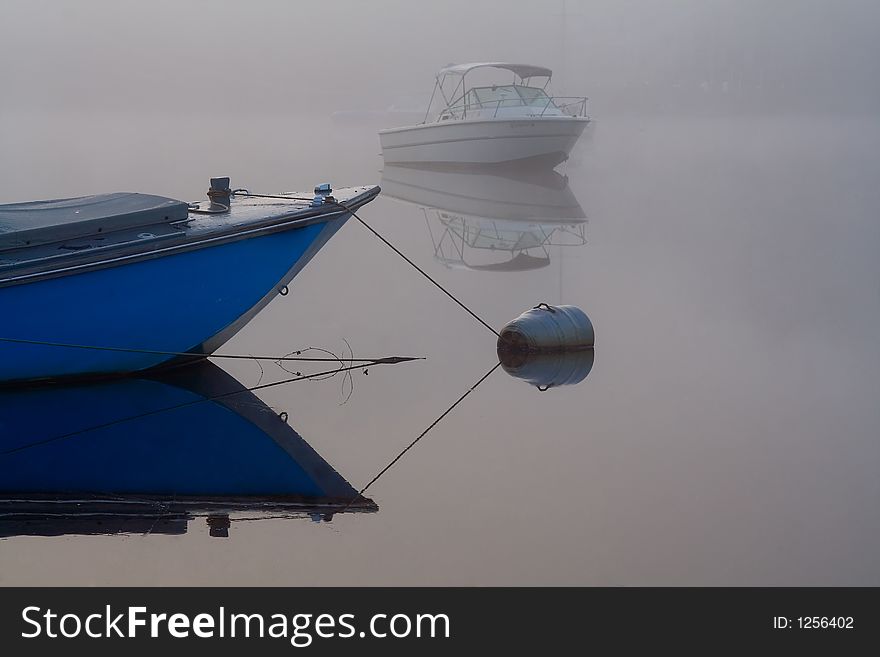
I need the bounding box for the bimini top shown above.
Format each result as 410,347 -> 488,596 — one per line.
437,62 -> 553,80
0,192 -> 189,252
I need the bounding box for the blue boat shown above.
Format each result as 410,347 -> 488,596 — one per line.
0,178 -> 379,384
0,361 -> 375,538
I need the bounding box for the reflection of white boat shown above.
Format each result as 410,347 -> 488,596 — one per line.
381,163 -> 586,272
379,63 -> 590,165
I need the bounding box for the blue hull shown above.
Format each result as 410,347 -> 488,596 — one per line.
0,219 -> 338,383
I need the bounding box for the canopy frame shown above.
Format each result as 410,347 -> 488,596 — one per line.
421,62 -> 555,124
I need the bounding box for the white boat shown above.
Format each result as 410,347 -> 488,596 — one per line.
379,63 -> 590,166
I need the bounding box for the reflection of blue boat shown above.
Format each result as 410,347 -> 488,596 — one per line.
0,181 -> 379,384
0,362 -> 374,538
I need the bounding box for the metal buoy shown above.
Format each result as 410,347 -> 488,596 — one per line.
498,348 -> 594,391
497,303 -> 594,353
497,303 -> 594,390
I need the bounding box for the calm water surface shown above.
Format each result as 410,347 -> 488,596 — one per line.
1,111 -> 877,586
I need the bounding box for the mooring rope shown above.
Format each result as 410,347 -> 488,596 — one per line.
0,359 -> 414,458
232,191 -> 502,338
346,203 -> 502,339
0,336 -> 416,364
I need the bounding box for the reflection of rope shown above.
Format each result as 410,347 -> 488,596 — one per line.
339,338 -> 356,405
273,343 -> 356,405
340,361 -> 502,513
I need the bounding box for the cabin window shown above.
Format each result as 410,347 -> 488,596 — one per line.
516,86 -> 555,108
472,85 -> 522,110
463,89 -> 480,111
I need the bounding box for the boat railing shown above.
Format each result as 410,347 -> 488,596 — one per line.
439,96 -> 589,121
541,97 -> 589,118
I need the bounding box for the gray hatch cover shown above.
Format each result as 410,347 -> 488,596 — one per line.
0,192 -> 189,252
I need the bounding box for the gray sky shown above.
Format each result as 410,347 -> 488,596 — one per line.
1,0 -> 878,116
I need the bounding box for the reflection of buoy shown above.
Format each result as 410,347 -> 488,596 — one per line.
498,348 -> 594,391
497,304 -> 594,353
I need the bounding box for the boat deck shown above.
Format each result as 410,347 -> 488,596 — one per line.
0,185 -> 378,285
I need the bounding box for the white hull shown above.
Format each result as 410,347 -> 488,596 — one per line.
379,117 -> 589,165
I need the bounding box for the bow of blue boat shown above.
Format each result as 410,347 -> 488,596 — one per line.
0,181 -> 380,385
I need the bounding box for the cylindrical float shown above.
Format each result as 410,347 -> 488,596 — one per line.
497,303 -> 594,353
497,304 -> 594,390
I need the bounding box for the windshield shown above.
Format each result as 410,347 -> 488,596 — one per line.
473,85 -> 521,109
515,86 -> 553,107
461,85 -> 555,110
441,85 -> 560,119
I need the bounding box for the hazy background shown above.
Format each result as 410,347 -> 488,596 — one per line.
3,0 -> 880,116
2,0 -> 879,202
1,1 -> 879,585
